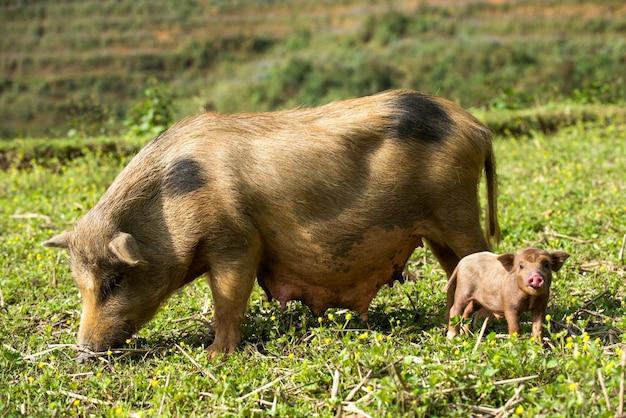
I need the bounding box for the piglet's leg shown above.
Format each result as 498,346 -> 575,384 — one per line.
531,309 -> 545,340
503,309 -> 521,336
460,301 -> 476,335
446,302 -> 464,339
447,300 -> 474,338
205,247 -> 260,358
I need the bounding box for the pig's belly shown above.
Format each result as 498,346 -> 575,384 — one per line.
256,227 -> 423,319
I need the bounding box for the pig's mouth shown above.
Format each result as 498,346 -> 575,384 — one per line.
527,273 -> 545,289
75,321 -> 135,362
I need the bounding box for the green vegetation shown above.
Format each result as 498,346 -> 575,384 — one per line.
1,0 -> 625,415
1,0 -> 625,138
1,112 -> 625,416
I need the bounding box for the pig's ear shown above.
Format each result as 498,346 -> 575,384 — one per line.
43,232 -> 71,249
109,232 -> 149,268
496,253 -> 516,272
549,251 -> 570,272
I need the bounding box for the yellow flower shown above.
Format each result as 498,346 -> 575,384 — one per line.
568,382 -> 578,391
545,314 -> 552,321
73,399 -> 80,407
126,339 -> 132,345
515,405 -> 524,415
150,380 -> 159,388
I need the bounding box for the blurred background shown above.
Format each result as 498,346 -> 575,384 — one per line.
1,0 -> 624,139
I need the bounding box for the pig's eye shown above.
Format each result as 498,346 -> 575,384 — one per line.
542,261 -> 550,269
101,272 -> 124,301
111,273 -> 124,288
519,263 -> 525,270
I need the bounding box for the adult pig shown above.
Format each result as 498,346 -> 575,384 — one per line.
44,89 -> 500,359
445,248 -> 569,339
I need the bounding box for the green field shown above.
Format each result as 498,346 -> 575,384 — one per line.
1,108 -> 625,416
1,0 -> 626,416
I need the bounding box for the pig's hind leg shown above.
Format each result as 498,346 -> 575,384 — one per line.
447,299 -> 476,338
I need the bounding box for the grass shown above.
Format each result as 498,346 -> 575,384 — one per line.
0,112 -> 625,416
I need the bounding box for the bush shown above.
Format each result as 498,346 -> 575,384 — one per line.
124,78 -> 175,137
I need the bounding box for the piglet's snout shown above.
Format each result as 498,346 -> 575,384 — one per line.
527,272 -> 545,288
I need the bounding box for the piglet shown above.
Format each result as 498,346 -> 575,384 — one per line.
445,247 -> 569,339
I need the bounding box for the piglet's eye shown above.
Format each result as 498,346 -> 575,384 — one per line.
519,263 -> 525,270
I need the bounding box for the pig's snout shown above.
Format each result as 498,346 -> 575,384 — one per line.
527,272 -> 545,288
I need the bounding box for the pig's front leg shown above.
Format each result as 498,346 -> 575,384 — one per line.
531,308 -> 546,340
503,309 -> 521,336
205,246 -> 260,358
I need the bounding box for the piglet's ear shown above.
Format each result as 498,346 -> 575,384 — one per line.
43,232 -> 71,249
496,253 -> 516,273
109,232 -> 149,268
549,251 -> 570,272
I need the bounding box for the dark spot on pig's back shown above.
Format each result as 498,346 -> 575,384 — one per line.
164,158 -> 206,196
391,92 -> 453,143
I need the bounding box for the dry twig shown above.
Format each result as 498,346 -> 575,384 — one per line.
344,370 -> 372,403
495,384 -> 524,418
474,317 -> 490,352
175,343 -> 217,382
342,403 -> 373,418
441,375 -> 539,394
236,374 -> 292,402
46,389 -> 110,405
617,347 -> 626,417
331,368 -> 341,401
597,369 -> 611,411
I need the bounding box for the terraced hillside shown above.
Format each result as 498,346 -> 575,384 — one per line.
1,0 -> 625,138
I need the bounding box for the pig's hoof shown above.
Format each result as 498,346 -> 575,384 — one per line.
446,330 -> 457,339
207,343 -> 233,359
76,352 -> 95,363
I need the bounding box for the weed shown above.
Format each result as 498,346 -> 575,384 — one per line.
0,113 -> 624,416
